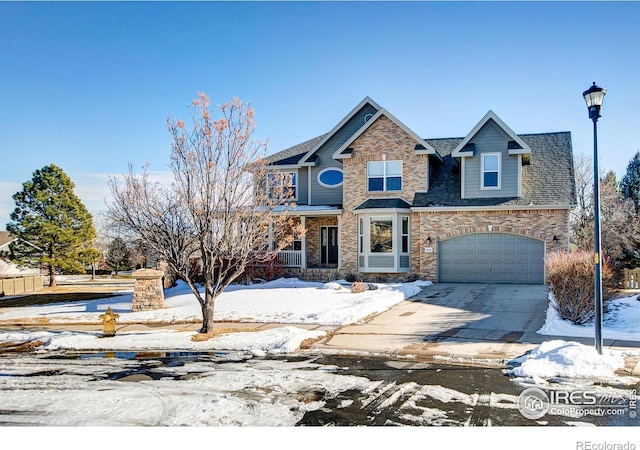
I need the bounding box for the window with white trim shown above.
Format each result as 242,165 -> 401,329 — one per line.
317,167 -> 343,188
267,171 -> 297,200
367,161 -> 402,191
358,217 -> 364,253
481,153 -> 501,189
358,213 -> 410,272
401,216 -> 409,253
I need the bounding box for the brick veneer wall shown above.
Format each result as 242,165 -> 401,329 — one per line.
330,114 -> 570,283
416,208 -> 570,280
340,115 -> 428,276
342,115 -> 429,211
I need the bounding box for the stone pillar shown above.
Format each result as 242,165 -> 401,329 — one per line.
132,269 -> 165,311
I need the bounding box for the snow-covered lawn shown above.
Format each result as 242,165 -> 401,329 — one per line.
1,277 -> 638,383
0,277 -> 431,355
538,292 -> 640,342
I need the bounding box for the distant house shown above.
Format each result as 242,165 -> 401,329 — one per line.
264,97 -> 576,284
0,231 -> 16,259
0,231 -> 42,275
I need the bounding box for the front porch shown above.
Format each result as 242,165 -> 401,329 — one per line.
277,213 -> 341,273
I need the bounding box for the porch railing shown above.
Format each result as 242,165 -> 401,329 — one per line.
279,250 -> 302,268
623,268 -> 640,289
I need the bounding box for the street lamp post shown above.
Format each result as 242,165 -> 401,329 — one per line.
582,81 -> 607,355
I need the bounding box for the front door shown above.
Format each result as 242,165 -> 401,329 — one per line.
320,226 -> 339,266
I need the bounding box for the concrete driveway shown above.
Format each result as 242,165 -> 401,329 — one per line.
315,283 -> 555,363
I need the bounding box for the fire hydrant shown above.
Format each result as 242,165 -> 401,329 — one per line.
99,307 -> 119,337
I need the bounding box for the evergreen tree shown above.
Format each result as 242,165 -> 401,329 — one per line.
106,237 -> 132,274
6,164 -> 98,287
620,151 -> 640,213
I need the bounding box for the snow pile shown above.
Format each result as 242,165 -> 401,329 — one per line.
0,326 -> 327,356
538,293 -> 640,342
508,340 -> 630,380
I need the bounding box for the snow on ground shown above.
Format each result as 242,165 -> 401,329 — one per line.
0,355 -> 381,427
0,277 -> 430,325
507,339 -> 637,384
538,292 -> 640,342
510,293 -> 640,382
0,277 -> 432,355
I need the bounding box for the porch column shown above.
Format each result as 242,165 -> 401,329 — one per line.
337,214 -> 342,269
301,216 -> 307,269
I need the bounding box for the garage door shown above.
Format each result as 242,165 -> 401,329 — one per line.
438,233 -> 544,284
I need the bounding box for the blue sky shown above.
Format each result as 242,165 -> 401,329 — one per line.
1,1 -> 639,230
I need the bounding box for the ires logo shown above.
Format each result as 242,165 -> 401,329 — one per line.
518,388 -> 637,420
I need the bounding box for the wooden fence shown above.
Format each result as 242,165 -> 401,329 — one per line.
623,269 -> 640,289
0,275 -> 44,296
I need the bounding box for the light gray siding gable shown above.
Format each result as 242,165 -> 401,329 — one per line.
463,120 -> 520,199
296,168 -> 309,204
309,103 -> 379,205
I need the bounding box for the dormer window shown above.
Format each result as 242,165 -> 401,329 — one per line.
481,153 -> 501,189
367,161 -> 402,192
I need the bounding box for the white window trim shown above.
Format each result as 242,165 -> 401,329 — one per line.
317,167 -> 344,188
481,153 -> 501,190
367,160 -> 403,192
357,213 -> 410,273
267,170 -> 298,201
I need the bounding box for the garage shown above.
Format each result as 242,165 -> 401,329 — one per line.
438,233 -> 545,284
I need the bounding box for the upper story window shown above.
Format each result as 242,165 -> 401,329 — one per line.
481,153 -> 501,189
267,171 -> 297,200
317,168 -> 344,188
367,160 -> 402,192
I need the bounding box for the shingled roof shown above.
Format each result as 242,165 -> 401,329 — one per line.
265,134 -> 328,165
413,131 -> 576,208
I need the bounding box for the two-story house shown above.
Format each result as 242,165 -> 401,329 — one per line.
265,97 -> 576,284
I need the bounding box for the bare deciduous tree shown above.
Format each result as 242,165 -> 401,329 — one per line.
571,153 -> 640,273
106,93 -> 302,333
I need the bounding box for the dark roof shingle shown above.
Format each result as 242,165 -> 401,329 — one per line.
413,132 -> 575,208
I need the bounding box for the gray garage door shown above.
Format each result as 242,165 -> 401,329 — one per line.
438,233 -> 544,284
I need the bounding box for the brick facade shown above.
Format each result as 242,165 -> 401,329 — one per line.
334,114 -> 569,282
342,115 -> 429,211
339,115 -> 428,279
416,208 -> 569,280
278,110 -> 573,284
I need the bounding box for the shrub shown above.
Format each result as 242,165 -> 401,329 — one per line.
545,251 -> 614,325
345,272 -> 360,283
243,254 -> 286,283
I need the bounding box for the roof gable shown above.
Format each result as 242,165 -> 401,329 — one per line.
297,97 -> 382,166
413,131 -> 575,209
332,108 -> 442,161
452,110 -> 531,158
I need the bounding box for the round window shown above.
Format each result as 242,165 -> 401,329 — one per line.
318,168 -> 344,188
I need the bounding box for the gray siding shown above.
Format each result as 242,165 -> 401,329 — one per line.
309,103 -> 379,205
296,168 -> 308,204
463,121 -> 519,199
368,254 -> 395,268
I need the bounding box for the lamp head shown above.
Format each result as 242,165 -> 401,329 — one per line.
583,82 -> 607,120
